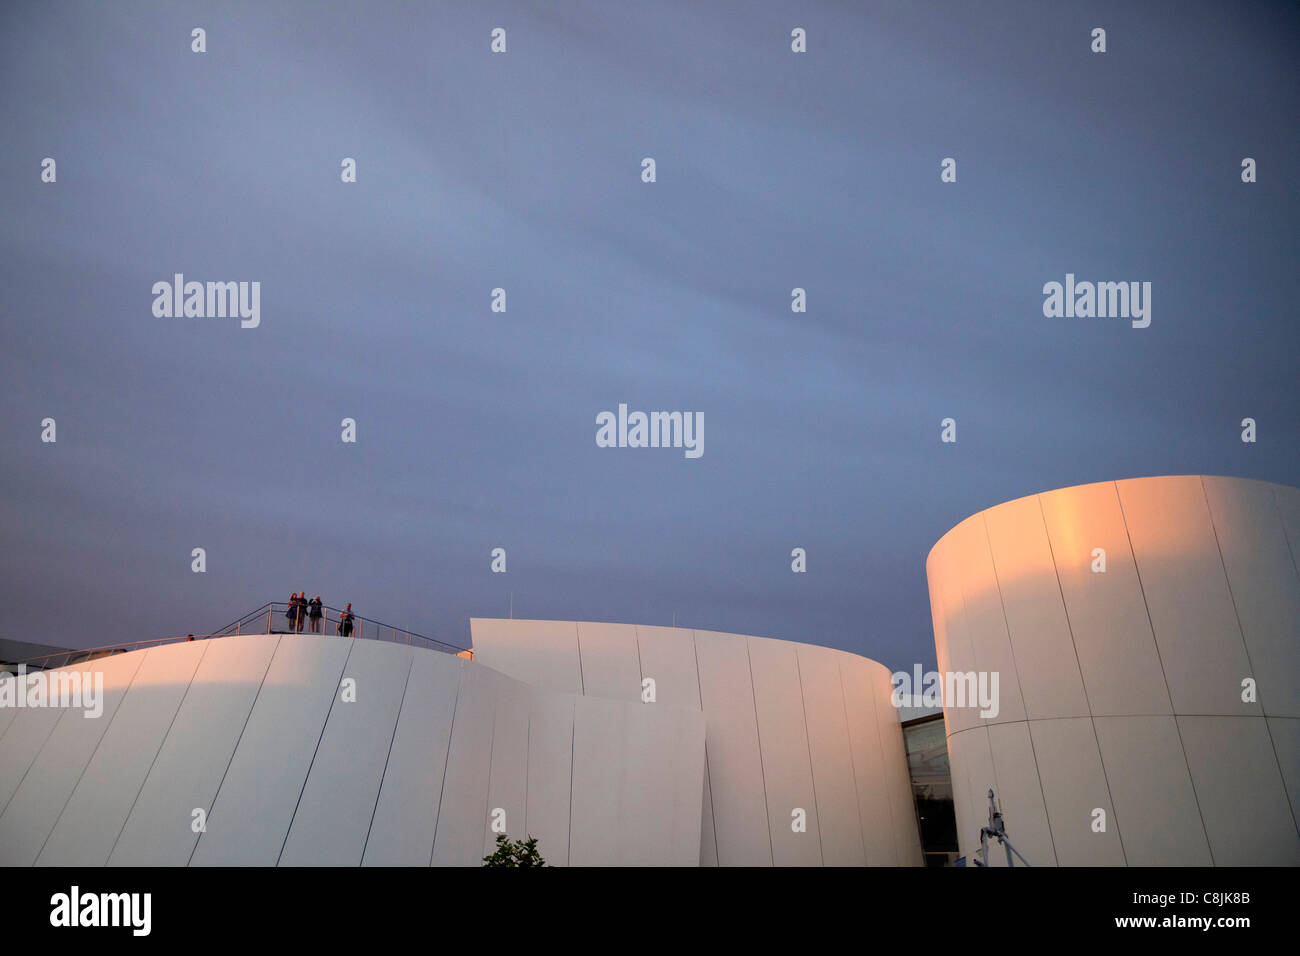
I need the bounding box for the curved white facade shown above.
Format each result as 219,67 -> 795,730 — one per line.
927,476 -> 1300,866
0,622 -> 921,867
471,619 -> 923,866
0,635 -> 705,866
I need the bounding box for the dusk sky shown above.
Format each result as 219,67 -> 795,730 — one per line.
2,0 -> 1296,671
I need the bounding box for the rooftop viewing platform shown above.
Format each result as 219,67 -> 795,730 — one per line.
10,601 -> 472,671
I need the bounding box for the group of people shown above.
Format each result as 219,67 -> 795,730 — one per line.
285,593 -> 355,636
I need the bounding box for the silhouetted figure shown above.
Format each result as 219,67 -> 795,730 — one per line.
286,593 -> 298,632
338,602 -> 354,637
295,592 -> 307,632
309,595 -> 323,633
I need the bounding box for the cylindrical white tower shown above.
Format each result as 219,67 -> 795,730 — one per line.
926,475 -> 1299,866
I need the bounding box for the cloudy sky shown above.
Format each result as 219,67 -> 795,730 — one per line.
2,0 -> 1296,670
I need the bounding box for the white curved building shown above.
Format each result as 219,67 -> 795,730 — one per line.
472,619 -> 923,866
0,623 -> 921,866
927,475 -> 1300,866
0,635 -> 705,867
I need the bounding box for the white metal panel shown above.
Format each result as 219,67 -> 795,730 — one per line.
839,653 -> 898,865
575,622 -> 641,701
1274,483 -> 1300,570
0,673 -> 22,742
692,629 -> 771,866
525,691 -> 573,866
983,495 -> 1089,720
747,635 -> 821,865
795,644 -> 866,866
0,652 -> 143,866
622,702 -> 706,866
109,634 -> 278,866
1178,715 -> 1298,865
639,623 -> 717,863
361,648 -> 462,866
279,641 -> 414,866
469,618 -> 582,694
0,693 -> 66,816
944,726 -> 976,864
951,516 -> 1026,726
190,635 -> 352,866
699,756 -> 719,865
949,725 -> 1002,864
665,706 -> 708,866
38,640 -> 208,866
1039,481 -> 1172,717
1265,717 -> 1300,835
1092,715 -> 1211,865
569,695 -> 705,866
634,626 -> 700,708
484,678 -> 530,856
568,694 -> 626,865
1202,476 -> 1300,718
1028,717 -> 1125,865
928,563 -> 953,713
985,720 -> 1058,866
1117,477 -> 1258,716
870,660 -> 923,865
930,529 -> 981,735
429,661 -> 505,866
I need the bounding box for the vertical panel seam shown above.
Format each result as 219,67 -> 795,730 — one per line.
427,666 -> 464,865
977,512 -> 1030,722
793,649 -> 825,865
979,511 -> 1059,865
107,639 -> 213,865
1035,495 -> 1098,715
479,688 -> 500,863
573,622 -> 585,695
360,648 -> 416,865
951,531 -> 982,739
1034,495 -> 1123,864
744,637 -> 776,866
187,633 -> 282,866
1266,484 -> 1300,837
1203,478 -> 1298,838
1274,484 -> 1300,585
34,649 -> 148,865
1200,477 -> 1267,713
836,657 -> 871,866
276,638 -> 357,865
865,658 -> 902,865
691,629 -> 721,867
0,674 -> 86,827
1115,480 -> 1215,865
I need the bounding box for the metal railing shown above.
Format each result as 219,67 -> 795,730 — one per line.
14,601 -> 471,671
213,602 -> 466,655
